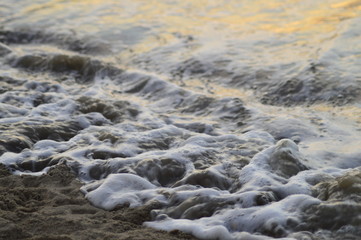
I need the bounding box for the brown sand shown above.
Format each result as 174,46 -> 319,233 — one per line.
0,164 -> 199,240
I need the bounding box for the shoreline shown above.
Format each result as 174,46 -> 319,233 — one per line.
0,164 -> 198,240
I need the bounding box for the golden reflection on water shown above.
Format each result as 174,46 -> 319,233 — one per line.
14,0 -> 360,61
312,105 -> 361,123
14,0 -> 361,115
19,0 -> 361,35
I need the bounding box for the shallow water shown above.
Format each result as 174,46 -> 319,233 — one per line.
1,0 -> 361,239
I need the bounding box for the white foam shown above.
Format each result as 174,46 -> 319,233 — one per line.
29,99 -> 77,118
76,137 -> 331,238
82,173 -> 158,209
145,194 -> 320,240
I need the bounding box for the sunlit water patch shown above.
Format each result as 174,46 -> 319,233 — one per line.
1,0 -> 361,239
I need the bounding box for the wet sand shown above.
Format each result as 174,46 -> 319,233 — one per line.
0,164 -> 198,240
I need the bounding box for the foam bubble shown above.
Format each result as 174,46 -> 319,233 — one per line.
82,173 -> 158,209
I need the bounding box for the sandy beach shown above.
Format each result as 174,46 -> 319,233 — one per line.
0,164 -> 198,240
